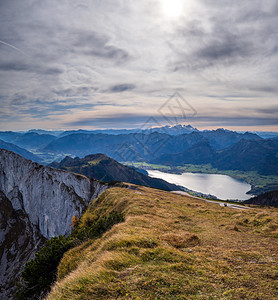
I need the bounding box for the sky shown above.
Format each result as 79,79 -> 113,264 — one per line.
0,0 -> 278,131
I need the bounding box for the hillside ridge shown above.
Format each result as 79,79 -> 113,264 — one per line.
45,187 -> 278,299
49,153 -> 183,192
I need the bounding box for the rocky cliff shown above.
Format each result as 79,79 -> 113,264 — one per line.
0,149 -> 107,298
0,149 -> 107,238
0,191 -> 45,298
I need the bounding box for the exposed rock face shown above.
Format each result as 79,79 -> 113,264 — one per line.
0,149 -> 107,238
0,149 -> 107,298
0,191 -> 45,299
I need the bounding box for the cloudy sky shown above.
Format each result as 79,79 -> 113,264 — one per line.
0,0 -> 278,131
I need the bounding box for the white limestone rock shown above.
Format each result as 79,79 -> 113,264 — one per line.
0,149 -> 107,238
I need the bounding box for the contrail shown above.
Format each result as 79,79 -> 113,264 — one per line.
0,40 -> 27,56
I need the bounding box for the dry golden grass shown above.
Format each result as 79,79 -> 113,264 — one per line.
47,186 -> 278,300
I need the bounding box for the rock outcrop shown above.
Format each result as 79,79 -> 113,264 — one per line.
0,191 -> 45,298
0,149 -> 107,298
0,149 -> 107,238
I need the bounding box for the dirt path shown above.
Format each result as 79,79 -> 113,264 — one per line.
171,191 -> 251,210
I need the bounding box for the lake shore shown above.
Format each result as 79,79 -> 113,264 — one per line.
147,169 -> 252,201
124,162 -> 278,196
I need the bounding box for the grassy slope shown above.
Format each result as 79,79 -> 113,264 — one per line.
47,187 -> 278,300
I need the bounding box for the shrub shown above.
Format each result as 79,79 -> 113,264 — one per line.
73,210 -> 124,241
71,215 -> 80,228
16,236 -> 74,300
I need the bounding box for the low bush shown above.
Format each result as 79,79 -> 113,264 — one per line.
16,236 -> 74,300
16,210 -> 124,299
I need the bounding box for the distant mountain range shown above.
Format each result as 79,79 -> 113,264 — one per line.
42,128 -> 262,158
49,153 -> 183,192
0,132 -> 56,150
0,125 -> 277,177
42,129 -> 275,175
52,124 -> 199,137
0,139 -> 42,162
152,138 -> 278,176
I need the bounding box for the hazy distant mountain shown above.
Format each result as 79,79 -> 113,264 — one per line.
0,139 -> 41,162
252,131 -> 278,139
44,133 -> 130,158
0,131 -> 22,143
151,140 -> 215,165
10,133 -> 57,150
200,129 -> 262,150
43,129 -> 262,162
245,190 -> 278,207
58,124 -> 198,137
152,138 -> 278,176
27,129 -> 63,136
214,139 -> 278,175
59,129 -> 137,137
0,132 -> 57,150
49,153 -> 183,191
44,132 -> 176,161
144,124 -> 199,135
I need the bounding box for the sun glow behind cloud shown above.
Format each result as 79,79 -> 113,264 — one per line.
161,0 -> 184,19
0,0 -> 278,131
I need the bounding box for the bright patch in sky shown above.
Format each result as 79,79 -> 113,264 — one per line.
0,0 -> 278,131
161,0 -> 184,18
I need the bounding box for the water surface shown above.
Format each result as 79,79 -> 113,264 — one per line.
147,170 -> 252,200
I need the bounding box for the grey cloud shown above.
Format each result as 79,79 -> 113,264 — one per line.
19,102 -> 95,118
70,30 -> 131,62
189,116 -> 278,127
196,36 -> 252,61
0,62 -> 29,72
0,0 -> 278,130
248,86 -> 278,94
85,46 -> 129,61
52,86 -> 97,97
255,106 -> 278,114
0,61 -> 64,75
63,113 -> 149,127
171,1 -> 278,73
172,32 -> 255,72
10,94 -> 29,106
64,112 -> 278,129
44,67 -> 64,75
64,113 -> 197,128
109,84 -> 136,93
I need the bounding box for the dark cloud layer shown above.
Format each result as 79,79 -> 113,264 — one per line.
109,84 -> 136,93
0,0 -> 277,130
0,62 -> 64,75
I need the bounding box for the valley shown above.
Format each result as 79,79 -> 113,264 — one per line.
1,126 -> 278,198
2,1 -> 278,298
0,125 -> 278,299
